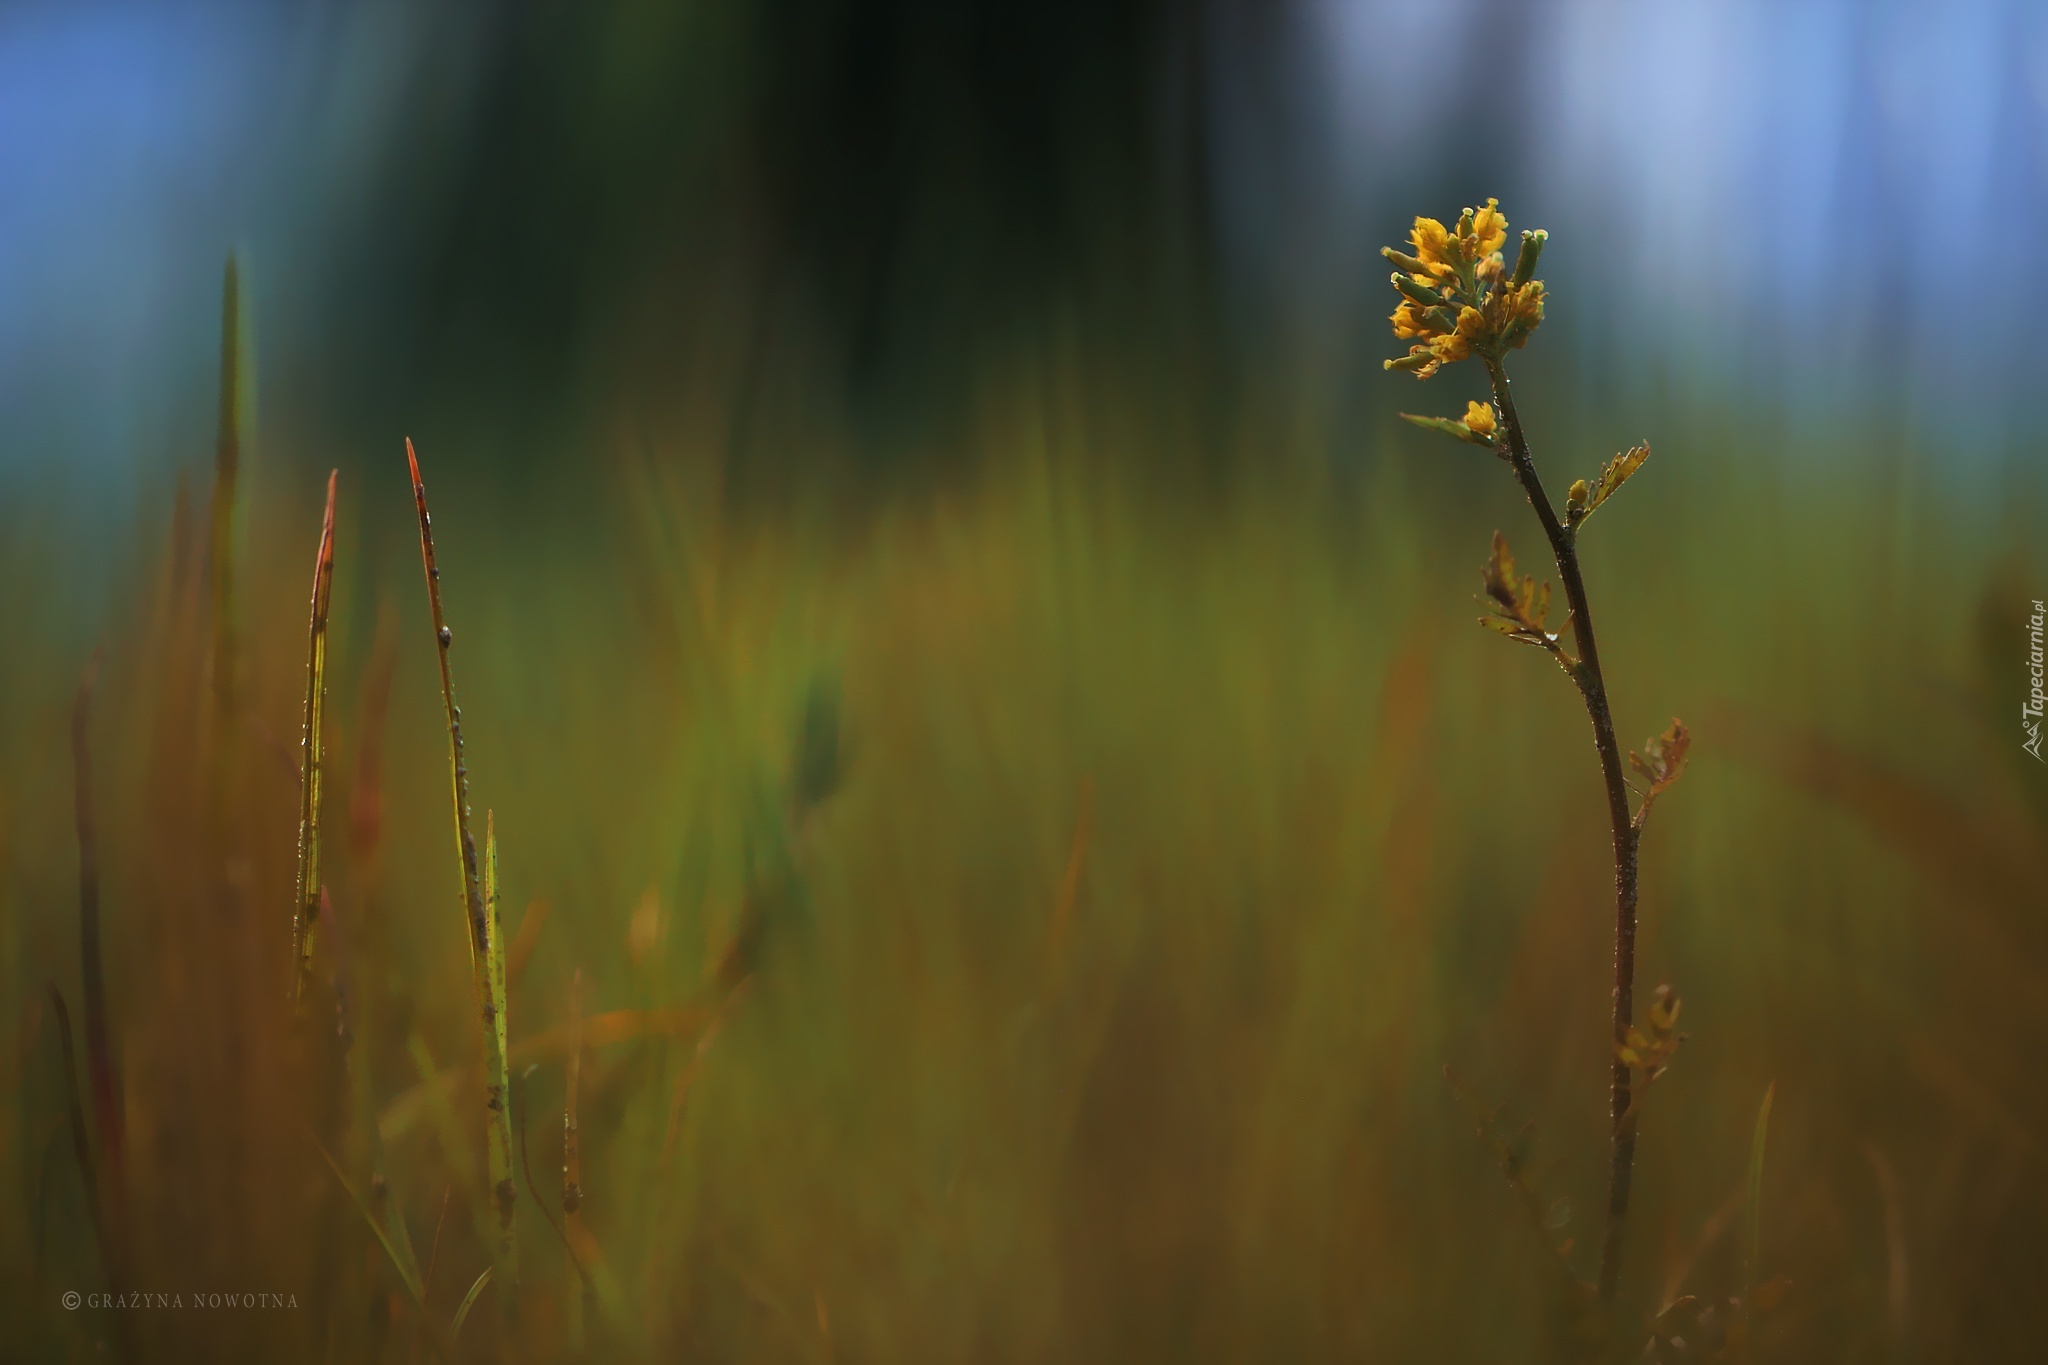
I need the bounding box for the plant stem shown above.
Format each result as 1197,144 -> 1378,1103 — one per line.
1482,357 -> 1642,1303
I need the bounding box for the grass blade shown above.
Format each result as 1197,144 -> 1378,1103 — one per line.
45,987 -> 110,1275
483,812 -> 516,1288
208,255 -> 241,740
406,438 -> 517,1300
310,1130 -> 424,1304
309,1131 -> 455,1363
291,470 -> 339,1012
451,1266 -> 494,1343
319,889 -> 421,1290
48,986 -> 134,1362
564,970 -> 583,1218
70,650 -> 126,1240
1743,1081 -> 1775,1307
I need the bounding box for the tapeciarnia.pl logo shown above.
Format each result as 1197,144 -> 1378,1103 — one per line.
2026,598 -> 2045,762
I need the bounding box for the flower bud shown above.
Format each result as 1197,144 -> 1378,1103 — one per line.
1393,272 -> 1443,307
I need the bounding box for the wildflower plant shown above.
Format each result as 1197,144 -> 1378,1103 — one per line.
1384,200 -> 1707,1344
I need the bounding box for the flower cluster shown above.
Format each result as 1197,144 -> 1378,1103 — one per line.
1382,199 -> 1548,379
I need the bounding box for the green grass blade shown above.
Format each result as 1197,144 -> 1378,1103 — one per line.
310,1130 -> 424,1304
483,812 -> 517,1291
290,471 -> 338,1012
406,440 -> 518,1301
310,1131 -> 455,1362
451,1266 -> 494,1344
319,891 -> 422,1290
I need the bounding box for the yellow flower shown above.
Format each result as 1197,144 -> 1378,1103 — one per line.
1464,401 -> 1497,437
1499,280 -> 1547,350
1410,217 -> 1455,276
1382,200 -> 1547,377
1470,198 -> 1507,258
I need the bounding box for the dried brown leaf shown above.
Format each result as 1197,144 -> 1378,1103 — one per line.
1569,442 -> 1650,527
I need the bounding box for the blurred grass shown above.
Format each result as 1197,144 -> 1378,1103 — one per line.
0,336 -> 2043,1361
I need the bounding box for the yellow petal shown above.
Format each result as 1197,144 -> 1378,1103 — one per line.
1411,217 -> 1451,266
1472,198 -> 1508,257
1464,401 -> 1496,435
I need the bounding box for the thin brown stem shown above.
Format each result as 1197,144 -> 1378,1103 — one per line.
48,986 -> 134,1362
1483,356 -> 1642,1303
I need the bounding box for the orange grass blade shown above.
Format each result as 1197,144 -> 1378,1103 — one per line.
377,1005 -> 714,1145
290,470 -> 339,1011
506,897 -> 551,990
1044,776 -> 1096,979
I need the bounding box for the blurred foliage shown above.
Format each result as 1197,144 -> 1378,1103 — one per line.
0,6 -> 2044,1359
0,321 -> 2042,1357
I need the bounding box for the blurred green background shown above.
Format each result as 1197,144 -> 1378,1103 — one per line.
1,1 -> 2043,1360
